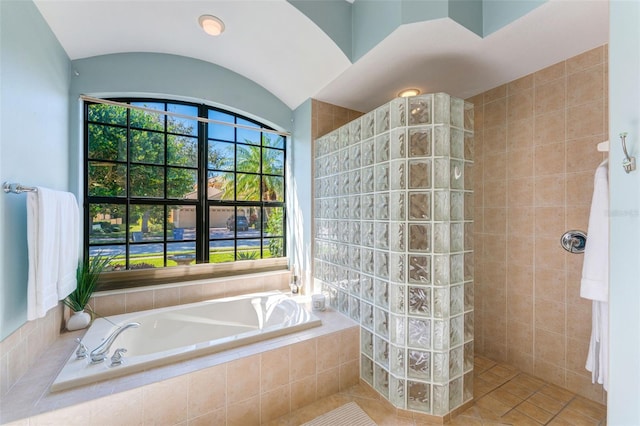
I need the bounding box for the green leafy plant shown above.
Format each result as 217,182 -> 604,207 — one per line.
63,255 -> 112,312
266,208 -> 284,257
237,251 -> 259,260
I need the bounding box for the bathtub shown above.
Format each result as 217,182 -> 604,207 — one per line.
52,291 -> 321,392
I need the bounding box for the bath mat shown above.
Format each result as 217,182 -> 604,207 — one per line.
302,402 -> 377,426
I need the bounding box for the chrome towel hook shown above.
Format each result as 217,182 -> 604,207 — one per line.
620,132 -> 636,173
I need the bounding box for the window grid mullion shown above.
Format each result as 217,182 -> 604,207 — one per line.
163,103 -> 169,268
125,104 -> 132,269
197,104 -> 208,264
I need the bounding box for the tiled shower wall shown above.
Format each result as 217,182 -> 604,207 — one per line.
470,45 -> 608,404
313,94 -> 474,417
312,99 -> 364,140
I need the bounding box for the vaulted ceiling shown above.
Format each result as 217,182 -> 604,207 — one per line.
34,0 -> 608,113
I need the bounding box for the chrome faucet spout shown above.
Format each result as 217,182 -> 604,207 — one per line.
89,322 -> 140,363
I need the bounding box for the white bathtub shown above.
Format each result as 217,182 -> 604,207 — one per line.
52,291 -> 321,392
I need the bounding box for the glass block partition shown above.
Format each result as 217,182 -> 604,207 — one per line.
313,93 -> 474,417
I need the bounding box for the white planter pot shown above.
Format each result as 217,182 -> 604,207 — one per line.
66,310 -> 91,331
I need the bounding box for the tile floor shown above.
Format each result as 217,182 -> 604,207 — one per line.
266,356 -> 607,425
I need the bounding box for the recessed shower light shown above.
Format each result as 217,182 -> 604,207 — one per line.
199,15 -> 225,36
398,88 -> 420,98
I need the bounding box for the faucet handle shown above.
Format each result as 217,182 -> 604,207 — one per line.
75,338 -> 88,360
110,348 -> 127,367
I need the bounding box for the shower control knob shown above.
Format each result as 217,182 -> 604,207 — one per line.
560,230 -> 587,254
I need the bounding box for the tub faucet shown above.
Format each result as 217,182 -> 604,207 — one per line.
90,322 -> 140,364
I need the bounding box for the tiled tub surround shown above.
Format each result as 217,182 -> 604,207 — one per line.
88,269 -> 292,318
313,93 -> 474,418
52,291 -> 322,391
0,305 -> 63,397
0,270 -> 290,400
0,300 -> 359,425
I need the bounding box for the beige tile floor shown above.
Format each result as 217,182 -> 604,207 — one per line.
266,356 -> 607,426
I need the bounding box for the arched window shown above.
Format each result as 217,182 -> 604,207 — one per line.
84,98 -> 286,288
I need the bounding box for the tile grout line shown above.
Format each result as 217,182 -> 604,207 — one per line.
542,394 -> 581,425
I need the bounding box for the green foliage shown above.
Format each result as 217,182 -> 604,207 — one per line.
237,251 -> 259,260
64,254 -> 113,312
266,208 -> 284,257
88,102 -> 198,235
130,205 -> 164,234
222,135 -> 284,201
88,102 -> 197,198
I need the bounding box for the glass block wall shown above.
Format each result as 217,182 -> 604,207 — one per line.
313,93 -> 474,416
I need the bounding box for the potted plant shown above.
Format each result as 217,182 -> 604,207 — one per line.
64,254 -> 111,331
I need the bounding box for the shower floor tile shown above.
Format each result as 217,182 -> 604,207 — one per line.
266,356 -> 607,425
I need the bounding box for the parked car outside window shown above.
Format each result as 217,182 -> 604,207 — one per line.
227,215 -> 249,231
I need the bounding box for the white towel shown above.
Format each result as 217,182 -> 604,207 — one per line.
580,159 -> 609,390
55,191 -> 80,298
585,300 -> 608,390
26,187 -> 80,320
580,159 -> 609,301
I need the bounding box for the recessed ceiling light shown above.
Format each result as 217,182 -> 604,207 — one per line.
199,15 -> 225,36
398,88 -> 420,98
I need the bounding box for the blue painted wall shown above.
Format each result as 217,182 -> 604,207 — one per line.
608,1 -> 640,422
288,0 -> 353,60
448,0 -> 483,37
0,0 -> 72,340
292,0 -> 544,63
482,0 -> 545,36
70,53 -> 291,131
400,0 -> 448,26
289,100 -> 313,291
352,0 -> 403,61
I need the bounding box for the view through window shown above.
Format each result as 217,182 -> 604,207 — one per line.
85,99 -> 286,271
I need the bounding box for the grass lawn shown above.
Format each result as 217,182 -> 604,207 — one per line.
108,247 -> 273,268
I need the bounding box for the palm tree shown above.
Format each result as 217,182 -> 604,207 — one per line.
221,136 -> 284,201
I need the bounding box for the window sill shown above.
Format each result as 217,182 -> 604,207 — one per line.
96,257 -> 289,291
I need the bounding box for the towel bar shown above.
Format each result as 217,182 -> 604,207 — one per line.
2,182 -> 37,194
